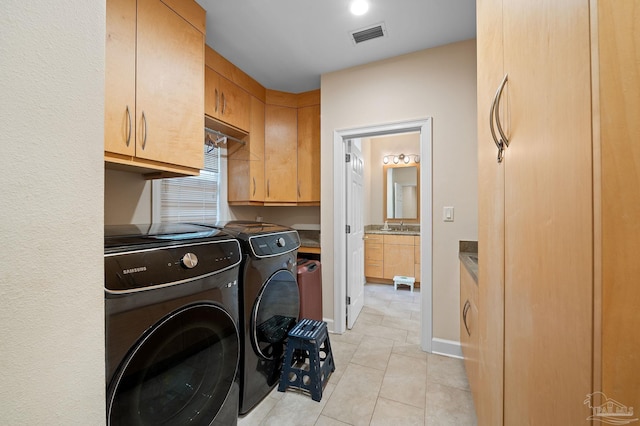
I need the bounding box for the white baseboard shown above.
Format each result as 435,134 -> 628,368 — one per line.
324,318 -> 336,333
431,338 -> 463,359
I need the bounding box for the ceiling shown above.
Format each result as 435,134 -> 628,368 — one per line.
194,0 -> 477,94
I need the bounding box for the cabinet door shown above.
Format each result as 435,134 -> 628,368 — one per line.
204,66 -> 220,119
413,237 -> 420,282
105,0 -> 136,156
136,0 -> 204,170
297,104 -> 320,202
460,263 -> 479,399
218,76 -> 250,132
599,0 -> 640,412
228,96 -> 265,203
502,1 -> 593,424
476,0 -> 505,423
265,105 -> 297,202
382,236 -> 414,280
248,97 -> 265,202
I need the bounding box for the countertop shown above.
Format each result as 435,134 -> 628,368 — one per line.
364,224 -> 420,236
297,230 -> 320,248
459,240 -> 478,284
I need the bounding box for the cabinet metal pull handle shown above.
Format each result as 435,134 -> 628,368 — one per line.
489,74 -> 508,163
125,105 -> 132,147
215,89 -> 219,113
267,180 -> 270,198
494,74 -> 509,147
297,182 -> 301,198
141,111 -> 147,150
221,92 -> 226,115
252,177 -> 256,196
463,300 -> 471,336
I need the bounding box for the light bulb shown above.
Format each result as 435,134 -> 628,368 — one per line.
393,156 -> 399,164
404,156 -> 410,164
383,156 -> 389,164
350,0 -> 369,16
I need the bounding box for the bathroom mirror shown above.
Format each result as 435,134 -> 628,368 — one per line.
383,163 -> 420,221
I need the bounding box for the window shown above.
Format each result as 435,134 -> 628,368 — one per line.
153,145 -> 220,223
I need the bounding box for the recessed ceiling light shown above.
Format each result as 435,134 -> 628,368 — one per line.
350,0 -> 369,16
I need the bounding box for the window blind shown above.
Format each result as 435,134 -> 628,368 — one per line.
159,145 -> 219,223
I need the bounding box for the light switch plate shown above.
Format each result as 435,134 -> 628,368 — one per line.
443,206 -> 454,222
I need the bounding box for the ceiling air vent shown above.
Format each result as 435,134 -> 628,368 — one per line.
350,23 -> 387,45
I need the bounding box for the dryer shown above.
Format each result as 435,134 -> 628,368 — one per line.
204,221 -> 301,415
104,223 -> 242,426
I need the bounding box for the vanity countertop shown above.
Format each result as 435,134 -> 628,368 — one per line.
459,240 -> 478,284
364,224 -> 420,236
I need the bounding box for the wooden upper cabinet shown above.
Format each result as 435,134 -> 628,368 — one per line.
105,0 -> 136,157
264,104 -> 298,203
135,0 -> 204,170
205,67 -> 250,133
228,96 -> 265,204
297,104 -> 320,203
105,0 -> 205,175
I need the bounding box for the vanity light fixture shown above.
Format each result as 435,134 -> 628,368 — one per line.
350,0 -> 369,16
383,153 -> 421,164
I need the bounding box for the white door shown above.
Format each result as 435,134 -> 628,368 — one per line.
346,139 -> 365,329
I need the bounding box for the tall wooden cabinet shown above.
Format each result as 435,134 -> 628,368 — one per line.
265,103 -> 298,203
596,0 -> 640,413
297,104 -> 321,203
105,0 -> 205,175
227,96 -> 265,204
264,89 -> 321,205
476,1 -> 639,424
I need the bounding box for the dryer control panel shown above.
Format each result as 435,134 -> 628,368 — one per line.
249,231 -> 300,258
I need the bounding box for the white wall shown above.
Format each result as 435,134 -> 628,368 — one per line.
0,1 -> 105,424
104,169 -> 152,225
321,39 -> 478,342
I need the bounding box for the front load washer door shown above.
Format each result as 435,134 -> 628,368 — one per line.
251,269 -> 300,361
107,304 -> 239,426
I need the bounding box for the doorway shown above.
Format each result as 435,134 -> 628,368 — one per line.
332,119 -> 433,352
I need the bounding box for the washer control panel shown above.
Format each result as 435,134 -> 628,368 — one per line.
105,239 -> 241,293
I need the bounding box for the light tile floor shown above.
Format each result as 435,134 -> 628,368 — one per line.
238,283 -> 477,426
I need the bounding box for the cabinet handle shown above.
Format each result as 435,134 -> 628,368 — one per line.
494,74 -> 509,147
252,177 -> 256,196
125,106 -> 132,147
221,92 -> 226,115
463,300 -> 471,336
267,180 -> 270,198
297,181 -> 301,198
489,74 -> 508,163
215,89 -> 219,113
141,111 -> 147,150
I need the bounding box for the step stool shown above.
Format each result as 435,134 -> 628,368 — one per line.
393,275 -> 415,292
278,318 -> 335,402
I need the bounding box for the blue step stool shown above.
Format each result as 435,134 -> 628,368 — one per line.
278,318 -> 335,401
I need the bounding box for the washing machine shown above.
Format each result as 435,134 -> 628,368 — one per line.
104,223 -> 242,426
202,221 -> 301,415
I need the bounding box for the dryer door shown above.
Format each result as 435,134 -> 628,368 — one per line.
107,303 -> 239,426
251,269 -> 300,360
